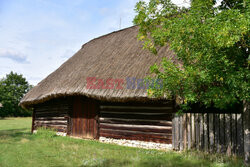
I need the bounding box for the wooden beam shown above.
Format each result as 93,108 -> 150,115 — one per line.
243,101 -> 250,165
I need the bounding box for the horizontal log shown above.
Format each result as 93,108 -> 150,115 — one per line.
99,123 -> 172,133
100,101 -> 173,107
35,117 -> 67,120
100,129 -> 172,140
100,113 -> 172,121
35,113 -> 68,117
100,105 -> 173,112
35,122 -> 67,127
35,110 -> 68,114
35,120 -> 67,124
99,117 -> 172,126
100,133 -> 172,144
100,110 -> 172,115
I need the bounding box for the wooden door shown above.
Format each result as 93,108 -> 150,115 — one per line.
72,97 -> 99,139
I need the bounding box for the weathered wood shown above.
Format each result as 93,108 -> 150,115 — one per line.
187,113 -> 191,149
99,117 -> 172,126
195,113 -> 200,150
100,113 -> 172,121
35,117 -> 66,120
231,114 -> 236,154
35,112 -> 68,117
204,113 -> 208,152
219,114 -> 225,153
236,113 -> 244,156
191,113 -> 195,148
99,123 -> 171,133
172,114 -> 176,150
35,121 -> 68,125
33,97 -> 72,135
31,109 -> 35,133
225,114 -> 232,156
100,129 -> 172,140
243,101 -> 249,164
209,113 -> 214,153
179,116 -> 183,151
176,116 -> 180,150
172,110 -> 245,157
199,113 -> 204,150
100,110 -> 172,115
100,105 -> 172,111
214,114 -> 220,153
183,113 -> 187,150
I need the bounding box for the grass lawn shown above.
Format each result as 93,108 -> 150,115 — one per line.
0,118 -> 245,167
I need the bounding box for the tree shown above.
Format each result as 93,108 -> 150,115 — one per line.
133,0 -> 249,110
0,72 -> 32,117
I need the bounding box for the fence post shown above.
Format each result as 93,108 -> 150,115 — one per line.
243,101 -> 250,165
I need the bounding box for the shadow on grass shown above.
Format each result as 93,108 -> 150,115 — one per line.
81,158 -> 131,167
0,128 -> 32,142
138,155 -> 210,167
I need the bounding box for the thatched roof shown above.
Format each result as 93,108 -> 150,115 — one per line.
20,26 -> 177,108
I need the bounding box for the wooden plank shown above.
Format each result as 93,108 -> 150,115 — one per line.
204,113 -> 208,152
100,105 -> 172,110
99,123 -> 172,133
219,114 -> 225,153
35,112 -> 68,117
35,120 -> 67,124
99,117 -> 172,126
199,113 -> 204,150
209,113 -> 214,153
191,113 -> 195,148
225,113 -> 232,156
100,110 -> 172,115
172,114 -> 176,150
183,113 -> 187,150
176,116 -> 180,150
231,114 -> 236,154
243,101 -> 250,164
179,116 -> 183,151
100,113 -> 172,121
187,113 -> 191,149
35,117 -> 67,120
31,109 -> 35,133
236,113 -> 244,156
99,129 -> 172,140
214,114 -> 220,153
195,113 -> 200,150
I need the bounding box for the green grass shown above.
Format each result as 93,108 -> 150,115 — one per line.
0,118 -> 245,167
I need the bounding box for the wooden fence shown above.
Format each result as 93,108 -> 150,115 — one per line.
172,112 -> 244,156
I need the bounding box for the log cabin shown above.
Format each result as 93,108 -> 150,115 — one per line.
20,26 -> 180,144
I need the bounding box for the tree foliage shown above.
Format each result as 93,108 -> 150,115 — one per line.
134,0 -> 249,110
0,72 -> 32,117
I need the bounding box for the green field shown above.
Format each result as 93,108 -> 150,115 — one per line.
0,118 -> 244,167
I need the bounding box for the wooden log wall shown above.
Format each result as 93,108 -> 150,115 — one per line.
172,112 -> 244,156
99,102 -> 174,144
33,97 -> 72,133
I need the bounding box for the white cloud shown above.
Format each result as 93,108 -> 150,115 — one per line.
0,49 -> 29,63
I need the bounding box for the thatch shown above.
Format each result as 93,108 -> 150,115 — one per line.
20,26 -> 178,108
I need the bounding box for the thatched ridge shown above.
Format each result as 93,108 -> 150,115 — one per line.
20,26 -> 177,108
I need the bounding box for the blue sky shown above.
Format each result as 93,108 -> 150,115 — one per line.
0,0 -> 189,85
